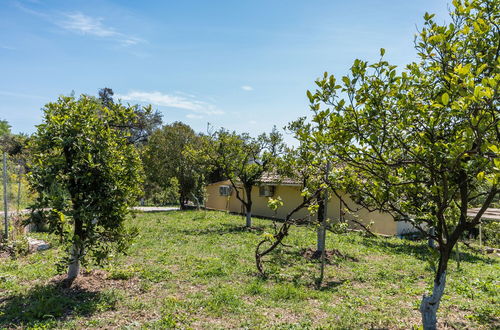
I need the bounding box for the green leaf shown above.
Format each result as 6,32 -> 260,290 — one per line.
441,93 -> 449,105
306,90 -> 313,102
380,48 -> 385,57
474,86 -> 481,98
488,145 -> 499,153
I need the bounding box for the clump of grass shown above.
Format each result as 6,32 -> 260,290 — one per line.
194,258 -> 227,278
203,285 -> 243,315
245,279 -> 266,295
107,265 -> 136,280
140,267 -> 172,283
270,283 -> 306,301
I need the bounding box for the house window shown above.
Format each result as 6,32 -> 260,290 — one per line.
259,185 -> 275,197
219,185 -> 232,196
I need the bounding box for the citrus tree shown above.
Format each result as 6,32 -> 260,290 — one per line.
29,95 -> 143,285
293,0 -> 499,328
200,127 -> 284,227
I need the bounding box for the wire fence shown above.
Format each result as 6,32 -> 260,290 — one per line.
0,152 -> 31,241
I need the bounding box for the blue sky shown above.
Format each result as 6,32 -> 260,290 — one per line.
0,0 -> 450,142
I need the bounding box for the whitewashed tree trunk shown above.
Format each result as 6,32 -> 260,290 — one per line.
67,244 -> 82,280
420,271 -> 447,330
246,211 -> 252,227
317,226 -> 325,252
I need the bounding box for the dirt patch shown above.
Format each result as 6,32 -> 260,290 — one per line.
302,247 -> 359,263
50,269 -> 141,293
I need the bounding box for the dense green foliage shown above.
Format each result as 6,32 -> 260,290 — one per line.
143,122 -> 204,209
28,95 -> 143,278
98,88 -> 163,146
0,211 -> 497,328
0,120 -> 10,137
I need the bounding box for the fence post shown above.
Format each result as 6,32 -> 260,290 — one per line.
3,152 -> 8,240
17,163 -> 22,213
428,226 -> 435,248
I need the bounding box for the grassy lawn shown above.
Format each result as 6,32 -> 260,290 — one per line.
0,210 -> 498,329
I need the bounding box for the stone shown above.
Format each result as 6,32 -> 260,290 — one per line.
27,237 -> 50,252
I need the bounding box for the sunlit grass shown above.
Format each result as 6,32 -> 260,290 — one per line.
0,210 -> 498,328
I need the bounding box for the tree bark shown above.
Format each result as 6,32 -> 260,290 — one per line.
65,242 -> 84,288
245,185 -> 252,227
316,162 -> 330,259
420,271 -> 447,330
316,198 -> 325,255
66,213 -> 84,286
179,195 -> 186,210
67,243 -> 81,281
246,210 -> 252,227
420,245 -> 451,330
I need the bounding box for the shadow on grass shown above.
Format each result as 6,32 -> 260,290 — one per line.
0,281 -> 114,328
178,223 -> 265,236
264,247 -> 358,268
358,236 -> 497,264
319,279 -> 347,291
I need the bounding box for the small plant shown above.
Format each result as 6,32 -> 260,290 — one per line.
267,196 -> 283,213
9,236 -> 30,258
108,265 -> 136,280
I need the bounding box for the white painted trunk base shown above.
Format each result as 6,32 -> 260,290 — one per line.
246,212 -> 252,227
67,245 -> 81,280
317,226 -> 325,252
420,271 -> 447,330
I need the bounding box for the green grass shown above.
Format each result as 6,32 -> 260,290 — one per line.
0,210 -> 498,329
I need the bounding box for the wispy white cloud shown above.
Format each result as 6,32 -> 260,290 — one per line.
12,1 -> 48,19
13,2 -> 143,47
241,85 -> 254,91
249,120 -> 258,125
59,13 -> 116,37
116,91 -> 224,115
58,12 -> 143,46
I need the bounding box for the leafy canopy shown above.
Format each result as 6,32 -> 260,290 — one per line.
142,121 -> 204,208
292,0 -> 499,253
200,127 -> 284,191
29,95 -> 143,266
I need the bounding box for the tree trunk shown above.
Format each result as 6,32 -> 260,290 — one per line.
66,213 -> 84,286
179,195 -> 186,210
67,243 -> 82,282
246,210 -> 252,227
316,199 -> 325,255
420,271 -> 447,330
244,185 -> 252,227
420,245 -> 451,330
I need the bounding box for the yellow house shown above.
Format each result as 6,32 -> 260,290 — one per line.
205,174 -> 412,236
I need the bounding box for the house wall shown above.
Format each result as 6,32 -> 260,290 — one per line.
235,184 -> 311,220
204,181 -> 398,235
205,180 -> 232,211
332,191 -> 397,236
